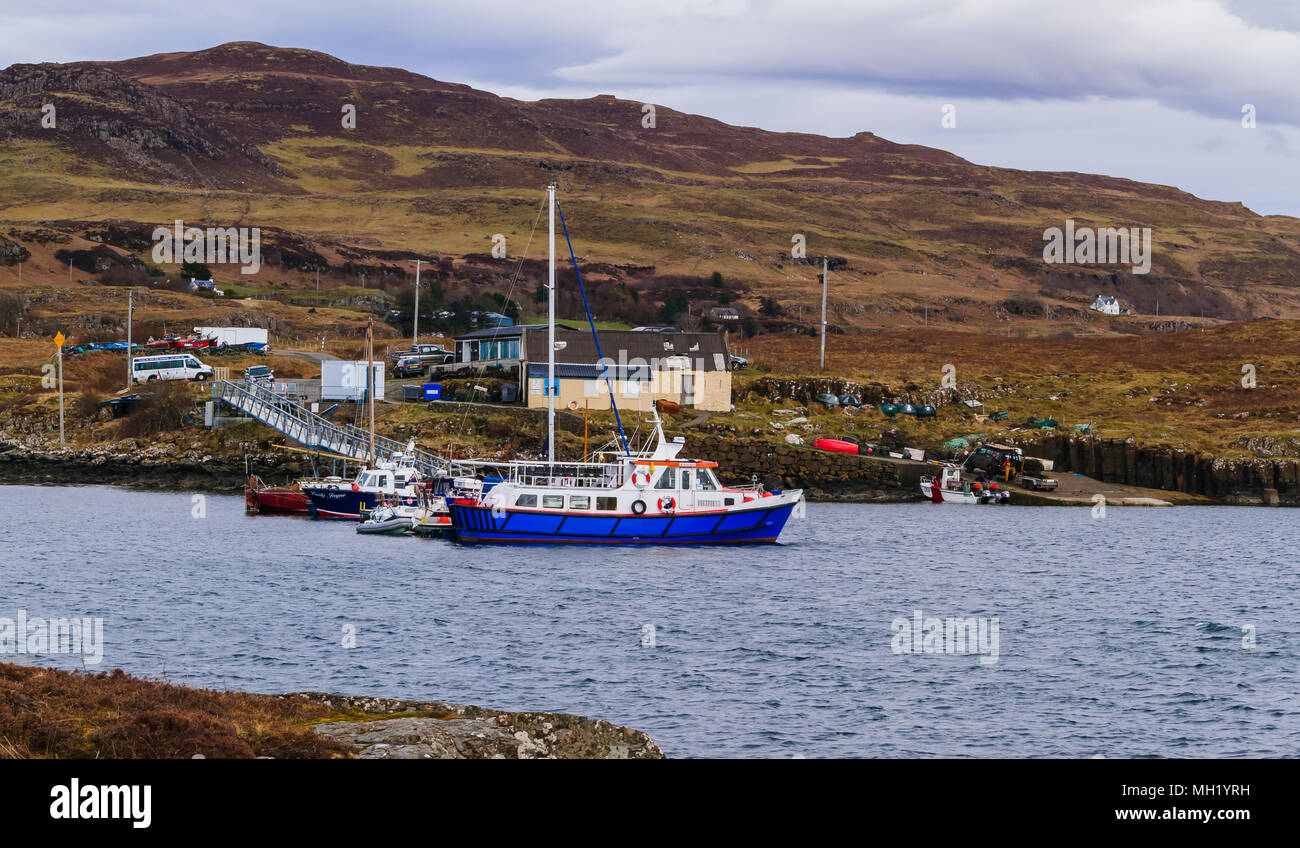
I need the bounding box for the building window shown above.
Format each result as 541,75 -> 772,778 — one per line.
596,497 -> 617,511
542,494 -> 564,509
515,493 -> 537,507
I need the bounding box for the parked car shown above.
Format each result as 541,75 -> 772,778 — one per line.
392,357 -> 427,378
390,343 -> 456,365
243,365 -> 274,386
729,354 -> 749,370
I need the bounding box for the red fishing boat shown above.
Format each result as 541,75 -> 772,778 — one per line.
245,476 -> 312,514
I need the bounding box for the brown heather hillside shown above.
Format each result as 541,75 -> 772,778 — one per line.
1,41 -> 1299,337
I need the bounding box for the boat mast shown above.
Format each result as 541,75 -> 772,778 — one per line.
367,319 -> 375,467
547,183 -> 556,465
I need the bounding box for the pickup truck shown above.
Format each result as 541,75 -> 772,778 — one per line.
391,343 -> 455,365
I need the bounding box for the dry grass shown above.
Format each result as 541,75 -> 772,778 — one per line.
731,321 -> 1300,456
0,662 -> 353,759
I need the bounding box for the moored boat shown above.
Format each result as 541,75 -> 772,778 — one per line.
245,475 -> 311,514
451,423 -> 803,544
449,184 -> 804,545
920,465 -> 1011,504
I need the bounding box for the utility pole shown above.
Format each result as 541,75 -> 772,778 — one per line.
126,287 -> 133,390
315,268 -> 320,293
819,257 -> 828,372
412,259 -> 421,347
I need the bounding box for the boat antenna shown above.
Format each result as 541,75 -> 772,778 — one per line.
555,198 -> 631,457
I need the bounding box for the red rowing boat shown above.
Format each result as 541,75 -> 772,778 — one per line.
245,476 -> 312,514
813,438 -> 860,454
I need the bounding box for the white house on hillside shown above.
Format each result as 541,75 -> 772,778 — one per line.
1090,295 -> 1120,315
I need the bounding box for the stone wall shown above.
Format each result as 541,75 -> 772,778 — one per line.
683,434 -> 920,502
1011,434 -> 1300,506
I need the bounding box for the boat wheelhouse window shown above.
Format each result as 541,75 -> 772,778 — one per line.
654,467 -> 676,489
679,470 -> 692,490
542,494 -> 564,509
568,495 -> 590,510
698,470 -> 719,491
596,497 -> 617,511
515,493 -> 537,507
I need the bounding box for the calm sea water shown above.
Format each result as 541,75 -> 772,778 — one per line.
2,484 -> 1296,758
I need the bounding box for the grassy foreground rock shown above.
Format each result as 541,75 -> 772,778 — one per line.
0,662 -> 662,759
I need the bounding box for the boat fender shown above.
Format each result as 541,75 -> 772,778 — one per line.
631,499 -> 647,515
658,497 -> 675,512
632,467 -> 652,488
352,483 -> 360,491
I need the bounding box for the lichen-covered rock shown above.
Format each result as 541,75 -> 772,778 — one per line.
286,693 -> 665,760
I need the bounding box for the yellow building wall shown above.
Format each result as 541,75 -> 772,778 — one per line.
525,369 -> 732,412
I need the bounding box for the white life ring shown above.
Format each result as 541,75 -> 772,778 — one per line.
658,497 -> 676,512
632,466 -> 652,489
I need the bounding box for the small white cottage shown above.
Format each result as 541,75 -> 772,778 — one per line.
1090,295 -> 1121,315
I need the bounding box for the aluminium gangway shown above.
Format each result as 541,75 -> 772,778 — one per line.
210,379 -> 457,477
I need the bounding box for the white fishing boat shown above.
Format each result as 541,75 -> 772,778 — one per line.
920,466 -> 1011,504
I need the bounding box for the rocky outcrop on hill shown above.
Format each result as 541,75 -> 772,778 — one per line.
0,233 -> 30,265
289,693 -> 664,759
743,375 -> 982,409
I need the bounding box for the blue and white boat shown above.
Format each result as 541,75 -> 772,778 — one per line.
449,420 -> 802,544
448,184 -> 803,545
302,459 -> 426,519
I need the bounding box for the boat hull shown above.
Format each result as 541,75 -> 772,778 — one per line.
356,518 -> 414,535
449,499 -> 797,544
304,488 -> 423,519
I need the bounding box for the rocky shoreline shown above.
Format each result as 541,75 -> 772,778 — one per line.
0,438 -> 302,492
290,693 -> 664,759
3,432 -> 1295,505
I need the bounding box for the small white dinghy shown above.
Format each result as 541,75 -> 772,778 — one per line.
356,505 -> 415,535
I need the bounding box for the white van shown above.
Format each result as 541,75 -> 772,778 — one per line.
131,354 -> 215,384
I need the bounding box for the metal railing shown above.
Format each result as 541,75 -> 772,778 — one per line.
211,380 -> 459,476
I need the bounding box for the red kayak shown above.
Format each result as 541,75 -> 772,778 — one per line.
813,438 -> 860,454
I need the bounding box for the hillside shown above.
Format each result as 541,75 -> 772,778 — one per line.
2,41 -> 1300,343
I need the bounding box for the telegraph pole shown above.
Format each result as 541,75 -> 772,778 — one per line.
819,257 -> 828,371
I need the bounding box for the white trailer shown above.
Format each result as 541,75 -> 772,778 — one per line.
321,360 -> 385,402
193,327 -> 269,347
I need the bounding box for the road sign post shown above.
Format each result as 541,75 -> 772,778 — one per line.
54,332 -> 65,447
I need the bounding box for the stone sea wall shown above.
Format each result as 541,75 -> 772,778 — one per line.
1010,433 -> 1300,506
683,434 -> 921,502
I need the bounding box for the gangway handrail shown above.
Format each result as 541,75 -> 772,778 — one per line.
210,380 -> 462,476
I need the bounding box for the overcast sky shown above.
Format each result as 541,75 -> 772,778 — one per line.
3,0 -> 1298,216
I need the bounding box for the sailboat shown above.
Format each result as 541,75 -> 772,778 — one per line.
447,185 -> 804,544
